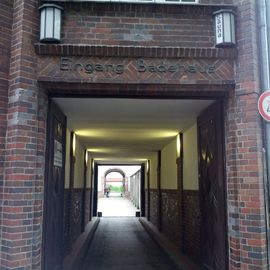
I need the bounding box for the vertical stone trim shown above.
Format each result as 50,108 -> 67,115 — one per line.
226,1 -> 268,269
0,1 -> 40,269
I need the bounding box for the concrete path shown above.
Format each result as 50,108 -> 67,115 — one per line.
98,195 -> 139,217
81,217 -> 180,270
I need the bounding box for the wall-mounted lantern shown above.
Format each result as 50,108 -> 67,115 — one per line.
39,4 -> 63,43
176,133 -> 181,158
85,150 -> 89,166
213,9 -> 236,47
72,132 -> 76,157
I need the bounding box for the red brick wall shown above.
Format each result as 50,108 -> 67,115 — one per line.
225,0 -> 268,269
0,1 -> 13,269
0,1 -> 268,270
0,1 -> 41,269
61,3 -> 218,47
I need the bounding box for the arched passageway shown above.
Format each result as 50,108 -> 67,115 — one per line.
97,165 -> 142,217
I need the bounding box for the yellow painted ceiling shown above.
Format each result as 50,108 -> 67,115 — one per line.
53,98 -> 213,164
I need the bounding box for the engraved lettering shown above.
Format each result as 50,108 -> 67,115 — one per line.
59,58 -> 217,77
168,66 -> 177,72
208,65 -> 215,74
60,57 -> 72,71
85,64 -> 94,74
115,65 -> 124,74
95,64 -> 104,72
137,59 -> 147,72
188,65 -> 196,73
157,65 -> 166,72
73,63 -> 84,72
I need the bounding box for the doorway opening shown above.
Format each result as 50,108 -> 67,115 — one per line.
43,96 -> 227,270
97,165 -> 142,217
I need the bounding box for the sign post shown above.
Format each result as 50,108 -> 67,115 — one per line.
258,90 -> 270,122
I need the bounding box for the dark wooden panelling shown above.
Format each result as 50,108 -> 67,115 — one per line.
70,189 -> 84,244
183,190 -> 201,262
64,189 -> 71,255
64,188 -> 91,256
145,189 -> 149,220
161,189 -> 181,247
150,189 -> 159,227
84,188 -> 91,228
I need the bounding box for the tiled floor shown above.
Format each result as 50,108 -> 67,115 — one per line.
81,217 -> 180,270
98,195 -> 139,217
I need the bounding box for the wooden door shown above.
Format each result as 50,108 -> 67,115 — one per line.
43,102 -> 66,270
197,101 -> 227,270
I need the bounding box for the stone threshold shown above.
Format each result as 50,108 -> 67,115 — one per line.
139,217 -> 200,270
63,217 -> 100,270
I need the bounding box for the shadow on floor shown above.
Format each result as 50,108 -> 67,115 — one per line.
80,217 -> 181,270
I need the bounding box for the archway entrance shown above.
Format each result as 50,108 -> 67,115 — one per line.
43,96 -> 227,270
97,165 -> 142,216
104,168 -> 126,197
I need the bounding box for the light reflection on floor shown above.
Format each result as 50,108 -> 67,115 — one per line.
98,193 -> 139,217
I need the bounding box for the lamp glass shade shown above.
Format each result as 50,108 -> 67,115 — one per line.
214,10 -> 236,47
54,8 -> 61,40
39,4 -> 63,42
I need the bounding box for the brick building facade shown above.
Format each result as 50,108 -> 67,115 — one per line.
0,0 -> 269,270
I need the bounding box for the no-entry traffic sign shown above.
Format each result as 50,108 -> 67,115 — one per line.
258,90 -> 270,122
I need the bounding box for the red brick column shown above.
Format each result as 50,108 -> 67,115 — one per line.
0,1 -> 43,269
226,1 -> 268,269
0,1 -> 13,258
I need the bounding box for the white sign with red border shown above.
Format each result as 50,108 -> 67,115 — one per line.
258,90 -> 270,122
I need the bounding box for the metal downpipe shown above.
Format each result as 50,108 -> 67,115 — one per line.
257,1 -> 270,268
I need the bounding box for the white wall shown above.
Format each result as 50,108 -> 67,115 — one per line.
86,152 -> 92,188
161,137 -> 178,190
74,137 -> 85,188
149,153 -> 158,189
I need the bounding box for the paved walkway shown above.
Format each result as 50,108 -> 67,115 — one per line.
81,218 -> 180,270
98,195 -> 139,217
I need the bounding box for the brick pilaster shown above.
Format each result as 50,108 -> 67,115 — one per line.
0,0 -> 13,268
226,1 -> 268,269
0,1 -> 42,269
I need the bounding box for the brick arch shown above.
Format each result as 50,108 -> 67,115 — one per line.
104,168 -> 126,179
104,168 -> 126,195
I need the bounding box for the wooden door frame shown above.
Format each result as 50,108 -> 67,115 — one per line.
42,100 -> 67,270
197,100 -> 228,270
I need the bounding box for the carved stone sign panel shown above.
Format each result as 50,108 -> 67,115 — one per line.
38,56 -> 234,85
